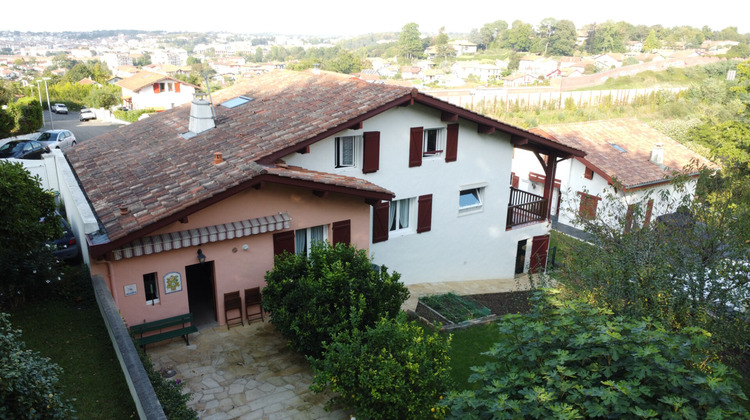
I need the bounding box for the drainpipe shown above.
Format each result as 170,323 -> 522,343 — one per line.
94,259 -> 118,306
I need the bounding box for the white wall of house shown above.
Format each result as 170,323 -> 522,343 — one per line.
284,104 -> 550,284
129,82 -> 195,110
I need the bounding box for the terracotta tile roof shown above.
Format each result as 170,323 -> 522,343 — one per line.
116,71 -> 186,92
67,71 -> 411,249
265,164 -> 394,196
532,118 -> 716,188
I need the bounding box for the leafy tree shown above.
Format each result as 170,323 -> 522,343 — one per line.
642,29 -> 661,52
727,43 -> 750,59
254,47 -> 263,63
262,242 -> 409,358
434,26 -> 454,61
323,49 -> 362,74
86,84 -> 121,109
52,53 -> 75,70
398,22 -> 423,61
502,20 -> 533,52
310,313 -> 451,420
186,56 -> 201,65
0,161 -> 60,310
444,290 -> 748,418
6,97 -> 42,135
470,20 -> 508,50
586,21 -> 626,53
535,18 -> 557,56
547,20 -> 577,56
0,313 -> 76,419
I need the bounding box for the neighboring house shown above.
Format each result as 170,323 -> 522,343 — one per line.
512,118 -> 715,237
451,61 -> 506,82
66,71 -> 583,327
115,71 -> 197,110
502,73 -> 536,87
400,66 -> 422,79
518,56 -> 559,78
594,53 -> 624,70
449,40 -> 478,56
77,77 -> 102,87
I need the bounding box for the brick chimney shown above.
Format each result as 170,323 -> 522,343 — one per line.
188,93 -> 215,134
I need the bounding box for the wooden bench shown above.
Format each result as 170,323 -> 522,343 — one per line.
130,313 -> 198,348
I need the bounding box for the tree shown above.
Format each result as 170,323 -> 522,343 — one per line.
6,97 -> 42,134
311,313 -> 451,420
254,47 -> 263,63
585,21 -> 626,53
434,26 -> 454,61
642,29 -> 661,52
0,162 -> 60,310
262,242 -> 409,358
445,290 -> 748,418
86,84 -> 121,109
324,50 -> 362,74
536,18 -> 557,56
502,20 -> 533,52
0,313 -> 76,418
547,20 -> 577,56
398,22 -> 423,61
470,20 -> 509,50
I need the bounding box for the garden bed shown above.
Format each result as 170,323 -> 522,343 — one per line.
415,290 -> 532,330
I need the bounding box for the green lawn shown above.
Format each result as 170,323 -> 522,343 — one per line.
9,299 -> 138,419
443,321 -> 501,390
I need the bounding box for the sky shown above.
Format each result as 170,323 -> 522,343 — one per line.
2,0 -> 748,37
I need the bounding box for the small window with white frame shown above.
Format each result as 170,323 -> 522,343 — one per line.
459,185 -> 485,214
335,136 -> 358,168
295,225 -> 327,256
423,128 -> 445,157
389,198 -> 414,233
143,272 -> 159,305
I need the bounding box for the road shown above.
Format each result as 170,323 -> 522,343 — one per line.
40,109 -> 125,143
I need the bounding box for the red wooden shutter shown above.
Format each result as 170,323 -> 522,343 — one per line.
644,199 -> 654,227
578,192 -> 599,220
417,194 -> 433,233
409,127 -> 423,167
445,123 -> 458,162
363,131 -> 380,174
529,234 -> 550,274
625,204 -> 635,231
153,83 -> 160,93
273,231 -> 295,256
175,82 -> 181,93
511,172 -> 520,188
332,220 -> 351,245
584,167 -> 594,180
372,201 -> 390,243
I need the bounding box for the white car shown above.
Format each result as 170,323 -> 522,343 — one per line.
80,108 -> 96,121
52,103 -> 68,114
37,129 -> 77,150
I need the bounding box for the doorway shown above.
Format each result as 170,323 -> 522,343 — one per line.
186,261 -> 217,329
515,239 -> 527,274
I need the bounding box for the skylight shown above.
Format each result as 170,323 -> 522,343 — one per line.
220,96 -> 254,108
610,143 -> 627,153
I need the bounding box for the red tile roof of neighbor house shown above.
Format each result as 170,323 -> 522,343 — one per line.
532,118 -> 717,189
116,71 -> 198,92
68,70 -> 583,256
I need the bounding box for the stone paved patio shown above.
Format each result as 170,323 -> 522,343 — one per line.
147,277 -> 530,419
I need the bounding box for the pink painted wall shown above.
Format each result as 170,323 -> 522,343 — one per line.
91,183 -> 372,327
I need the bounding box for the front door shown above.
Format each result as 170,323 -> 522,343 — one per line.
186,261 -> 217,328
529,234 -> 550,274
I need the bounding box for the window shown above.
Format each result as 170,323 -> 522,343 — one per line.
423,128 -> 445,156
389,199 -> 412,232
335,136 -> 357,168
143,272 -> 159,305
584,167 -> 594,180
578,192 -> 600,221
295,225 -> 327,256
459,187 -> 483,212
159,82 -> 166,93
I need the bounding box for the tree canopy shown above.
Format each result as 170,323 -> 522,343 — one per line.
398,22 -> 423,61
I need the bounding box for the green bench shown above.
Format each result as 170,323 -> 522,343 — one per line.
130,313 -> 198,348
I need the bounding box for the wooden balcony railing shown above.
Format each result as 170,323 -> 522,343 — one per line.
507,187 -> 547,228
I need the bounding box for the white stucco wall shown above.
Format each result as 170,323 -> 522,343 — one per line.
284,104 -> 550,284
130,83 -> 195,110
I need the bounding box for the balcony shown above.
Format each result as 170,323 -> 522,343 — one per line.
507,187 -> 547,228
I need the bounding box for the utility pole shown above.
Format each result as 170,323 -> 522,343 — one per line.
42,78 -> 54,130
36,80 -> 45,128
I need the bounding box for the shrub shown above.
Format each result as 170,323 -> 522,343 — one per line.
310,313 -> 451,419
135,338 -> 196,419
263,242 -> 409,358
444,290 -> 748,419
0,313 -> 75,419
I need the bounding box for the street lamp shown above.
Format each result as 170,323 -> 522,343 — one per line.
35,80 -> 45,128
42,77 -> 54,130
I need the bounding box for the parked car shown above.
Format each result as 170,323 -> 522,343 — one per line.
80,108 -> 96,121
45,214 -> 80,262
52,103 -> 68,114
0,139 -> 49,159
37,129 -> 77,149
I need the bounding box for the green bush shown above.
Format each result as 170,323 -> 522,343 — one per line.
262,242 -> 409,358
7,97 -> 42,135
135,343 -> 197,420
310,313 -> 451,419
444,290 -> 748,419
113,108 -> 159,123
0,313 -> 75,419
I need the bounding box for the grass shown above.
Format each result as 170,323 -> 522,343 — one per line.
443,321 -> 501,390
9,299 -> 138,419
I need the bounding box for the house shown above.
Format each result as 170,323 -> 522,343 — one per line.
593,53 -> 624,70
66,71 -> 584,327
518,56 -> 559,78
115,71 -> 198,110
449,40 -> 478,56
502,72 -> 536,87
400,66 -> 422,79
511,118 -> 714,237
451,61 -> 506,82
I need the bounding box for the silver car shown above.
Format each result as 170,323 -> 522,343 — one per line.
80,108 -> 96,121
37,129 -> 77,150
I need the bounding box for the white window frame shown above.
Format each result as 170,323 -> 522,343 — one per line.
295,225 -> 328,256
335,135 -> 360,168
389,198 -> 415,236
423,127 -> 445,157
458,183 -> 487,215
